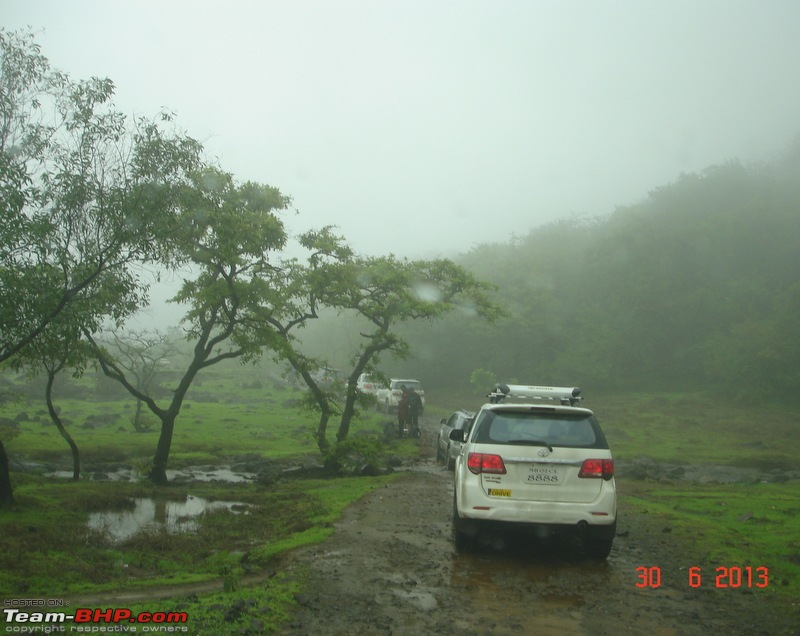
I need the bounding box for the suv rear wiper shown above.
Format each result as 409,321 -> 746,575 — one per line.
505,439 -> 553,451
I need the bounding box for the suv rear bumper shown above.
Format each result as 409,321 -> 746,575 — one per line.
455,516 -> 617,542
455,484 -> 616,528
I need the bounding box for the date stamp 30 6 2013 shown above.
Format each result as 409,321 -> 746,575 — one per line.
635,565 -> 769,589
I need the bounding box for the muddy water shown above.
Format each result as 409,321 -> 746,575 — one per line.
87,496 -> 250,543
47,466 -> 257,483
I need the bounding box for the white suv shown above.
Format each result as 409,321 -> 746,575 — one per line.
376,379 -> 425,413
356,373 -> 381,397
450,384 -> 616,559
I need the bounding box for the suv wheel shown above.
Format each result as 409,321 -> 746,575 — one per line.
445,444 -> 455,470
585,537 -> 613,560
584,522 -> 616,560
452,495 -> 474,552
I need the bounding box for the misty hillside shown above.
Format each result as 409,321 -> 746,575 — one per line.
395,142 -> 800,397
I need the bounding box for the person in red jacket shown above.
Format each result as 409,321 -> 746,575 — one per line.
397,386 -> 410,437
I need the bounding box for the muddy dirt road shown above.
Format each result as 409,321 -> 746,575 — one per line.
278,423 -> 798,636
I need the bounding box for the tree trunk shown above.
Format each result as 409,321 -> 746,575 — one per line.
46,371 -> 80,480
337,385 -> 358,443
133,399 -> 144,432
0,440 -> 13,508
336,346 -> 387,443
149,412 -> 176,485
315,412 -> 331,454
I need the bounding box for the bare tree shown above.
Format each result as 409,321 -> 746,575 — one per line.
101,330 -> 182,432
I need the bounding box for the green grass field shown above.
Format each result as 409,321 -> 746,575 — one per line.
593,391 -> 800,469
1,364 -> 390,468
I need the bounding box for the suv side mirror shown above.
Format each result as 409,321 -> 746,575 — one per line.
449,429 -> 466,443
439,418 -> 447,425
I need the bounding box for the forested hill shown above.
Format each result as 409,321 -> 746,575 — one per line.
399,143 -> 800,397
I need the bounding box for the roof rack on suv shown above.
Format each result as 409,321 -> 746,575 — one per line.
488,383 -> 582,406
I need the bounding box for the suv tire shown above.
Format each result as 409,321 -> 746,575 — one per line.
446,447 -> 455,471
452,495 -> 474,552
584,521 -> 616,560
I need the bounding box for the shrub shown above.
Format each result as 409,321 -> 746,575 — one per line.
323,438 -> 385,476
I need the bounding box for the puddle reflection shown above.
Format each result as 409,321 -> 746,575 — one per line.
87,495 -> 250,543
47,467 -> 257,483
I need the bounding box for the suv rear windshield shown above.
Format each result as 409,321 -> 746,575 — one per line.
472,410 -> 608,449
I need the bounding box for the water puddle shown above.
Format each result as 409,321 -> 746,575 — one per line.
87,495 -> 251,543
47,466 -> 257,483
167,467 -> 257,483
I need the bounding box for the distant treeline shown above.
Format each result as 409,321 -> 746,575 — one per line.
392,141 -> 800,398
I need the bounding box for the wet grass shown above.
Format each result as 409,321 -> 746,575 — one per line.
1,366 -> 390,470
591,391 -> 800,468
1,362 -> 404,634
622,481 -> 800,602
590,392 -> 800,602
0,472 -> 396,599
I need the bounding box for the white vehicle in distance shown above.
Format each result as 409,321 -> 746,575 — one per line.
376,379 -> 425,413
356,373 -> 381,397
450,384 -> 616,559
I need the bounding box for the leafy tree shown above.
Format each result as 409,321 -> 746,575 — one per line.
253,227 -> 355,453
1,30 -> 210,492
264,250 -> 501,452
0,29 -> 203,366
87,168 -> 291,484
328,257 -> 501,443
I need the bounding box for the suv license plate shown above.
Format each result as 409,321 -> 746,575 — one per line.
526,464 -> 563,485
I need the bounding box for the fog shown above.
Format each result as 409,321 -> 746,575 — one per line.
4,0 -> 800,259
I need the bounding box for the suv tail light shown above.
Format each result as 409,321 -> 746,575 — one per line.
467,453 -> 507,475
578,458 -> 614,481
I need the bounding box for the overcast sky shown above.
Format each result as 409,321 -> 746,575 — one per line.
4,1 -> 800,259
